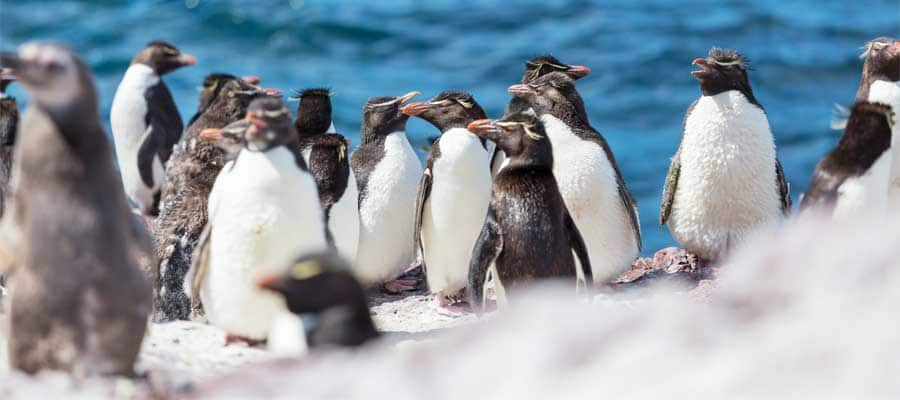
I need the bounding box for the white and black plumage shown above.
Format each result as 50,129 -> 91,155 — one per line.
190,97 -> 328,342
350,91 -> 423,290
110,41 -> 195,216
799,101 -> 894,219
0,68 -> 18,220
509,72 -> 641,284
0,43 -> 151,376
660,48 -> 790,264
153,74 -> 272,321
292,88 -> 359,263
402,91 -> 491,308
466,114 -> 592,311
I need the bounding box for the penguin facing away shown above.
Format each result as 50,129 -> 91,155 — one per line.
493,55 -> 591,175
466,114 -> 593,311
0,68 -> 18,219
799,101 -> 894,219
508,72 -> 641,284
350,91 -> 423,291
110,41 -> 196,216
196,97 -> 328,343
292,88 -> 359,263
0,43 -> 151,376
257,252 -> 379,349
401,91 -> 492,309
153,74 -> 272,321
660,48 -> 790,264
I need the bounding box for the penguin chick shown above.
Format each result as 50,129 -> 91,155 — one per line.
196,97 -> 328,343
257,252 -> 379,349
660,48 -> 790,265
0,42 -> 151,376
402,91 -> 491,310
110,41 -> 196,216
799,101 -> 894,219
466,114 -> 593,312
350,91 -> 423,292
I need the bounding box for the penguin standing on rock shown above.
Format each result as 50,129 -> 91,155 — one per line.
0,68 -> 18,219
493,55 -> 591,174
466,114 -> 592,311
154,74 -> 274,321
660,48 -> 790,266
257,252 -> 379,349
508,72 -> 641,284
192,97 -> 328,344
402,91 -> 491,309
0,43 -> 151,375
292,88 -> 359,263
110,41 -> 196,216
351,92 -> 423,292
799,101 -> 894,219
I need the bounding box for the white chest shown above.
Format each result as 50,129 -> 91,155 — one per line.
867,80 -> 900,200
833,151 -> 892,220
110,64 -> 158,147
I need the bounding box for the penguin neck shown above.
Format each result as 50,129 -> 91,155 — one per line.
833,119 -> 891,172
361,127 -> 404,146
305,302 -> 379,348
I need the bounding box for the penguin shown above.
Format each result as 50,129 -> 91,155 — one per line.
508,72 -> 642,284
350,92 -> 423,292
191,97 -> 328,343
110,41 -> 196,216
660,48 -> 791,265
0,43 -> 151,375
401,91 -> 491,309
291,88 -> 359,264
493,55 -> 591,175
153,74 -> 272,321
854,37 -> 900,203
798,101 -> 894,219
0,68 -> 18,219
257,252 -> 379,349
466,114 -> 593,311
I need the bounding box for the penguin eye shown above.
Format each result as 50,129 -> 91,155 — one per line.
290,261 -> 322,280
162,47 -> 178,55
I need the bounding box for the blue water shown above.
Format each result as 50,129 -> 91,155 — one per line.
1,0 -> 897,254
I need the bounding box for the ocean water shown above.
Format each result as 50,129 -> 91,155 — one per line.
1,0 -> 897,254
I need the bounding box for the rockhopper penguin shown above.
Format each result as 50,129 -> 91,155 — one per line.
493,55 -> 591,175
257,252 -> 379,349
508,72 -> 641,284
799,101 -> 894,219
402,91 -> 491,309
110,41 -> 196,216
350,91 -> 423,292
660,48 -> 791,264
466,114 -> 593,311
0,43 -> 151,376
154,74 -> 275,321
292,88 -> 359,264
192,97 -> 328,343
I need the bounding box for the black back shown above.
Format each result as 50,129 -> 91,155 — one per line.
293,87 -> 333,144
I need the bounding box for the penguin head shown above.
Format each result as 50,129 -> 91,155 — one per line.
468,113 -> 552,168
522,54 -> 591,84
133,41 -> 196,75
692,48 -> 755,98
245,97 -> 295,152
401,91 -> 486,133
0,42 -> 96,119
199,119 -> 249,156
205,76 -> 280,128
861,37 -> 900,83
291,87 -> 334,140
0,67 -> 15,94
361,91 -> 419,139
256,252 -> 367,316
508,71 -> 588,121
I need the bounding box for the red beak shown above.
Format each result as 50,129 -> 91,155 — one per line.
177,53 -> 197,66
242,75 -> 261,85
565,65 -> 591,79
401,101 -> 431,116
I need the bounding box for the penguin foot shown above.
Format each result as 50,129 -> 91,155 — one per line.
431,292 -> 471,315
224,334 -> 265,347
382,278 -> 419,294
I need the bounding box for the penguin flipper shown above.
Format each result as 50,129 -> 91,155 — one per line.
660,147 -> 681,226
413,167 -> 432,269
564,209 -> 593,291
775,159 -> 792,216
145,82 -> 185,164
467,205 -> 502,313
798,163 -> 845,213
185,222 -> 212,316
